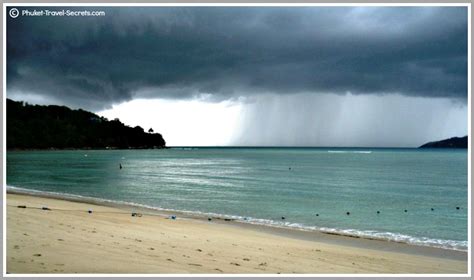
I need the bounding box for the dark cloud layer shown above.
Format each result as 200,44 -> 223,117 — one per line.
7,6 -> 468,110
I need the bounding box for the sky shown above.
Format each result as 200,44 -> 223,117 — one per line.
6,6 -> 468,147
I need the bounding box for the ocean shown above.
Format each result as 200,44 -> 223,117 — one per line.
6,148 -> 468,251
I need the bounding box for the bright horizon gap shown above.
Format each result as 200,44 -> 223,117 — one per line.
95,94 -> 467,148
97,98 -> 243,147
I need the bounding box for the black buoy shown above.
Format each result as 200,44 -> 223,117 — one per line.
289,167 -> 291,170
208,217 -> 212,221
431,208 -> 434,211
281,216 -> 285,220
376,211 -> 380,214
404,209 -> 408,213
346,212 -> 350,215
315,214 -> 319,217
456,207 -> 460,210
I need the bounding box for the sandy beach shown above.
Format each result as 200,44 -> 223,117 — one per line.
6,193 -> 468,274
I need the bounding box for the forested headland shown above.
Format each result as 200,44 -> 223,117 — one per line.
7,99 -> 166,150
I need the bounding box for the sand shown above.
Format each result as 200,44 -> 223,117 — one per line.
5,193 -> 468,274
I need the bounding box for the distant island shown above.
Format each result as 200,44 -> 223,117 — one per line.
419,136 -> 468,149
7,99 -> 166,149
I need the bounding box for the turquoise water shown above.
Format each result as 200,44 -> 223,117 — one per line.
6,148 -> 468,250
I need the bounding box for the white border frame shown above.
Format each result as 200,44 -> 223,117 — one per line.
2,2 -> 471,278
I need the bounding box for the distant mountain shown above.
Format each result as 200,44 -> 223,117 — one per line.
419,136 -> 468,149
7,99 -> 166,149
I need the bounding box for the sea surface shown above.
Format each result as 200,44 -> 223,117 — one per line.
6,148 -> 468,251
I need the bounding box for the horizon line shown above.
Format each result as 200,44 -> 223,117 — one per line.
167,146 -> 421,149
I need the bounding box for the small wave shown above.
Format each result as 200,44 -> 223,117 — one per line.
6,185 -> 466,251
234,217 -> 467,251
7,186 -> 173,214
327,150 -> 372,154
317,228 -> 467,251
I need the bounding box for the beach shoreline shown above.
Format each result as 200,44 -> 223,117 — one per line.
6,187 -> 468,256
5,192 -> 468,274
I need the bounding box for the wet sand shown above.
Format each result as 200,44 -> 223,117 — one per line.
6,193 -> 468,274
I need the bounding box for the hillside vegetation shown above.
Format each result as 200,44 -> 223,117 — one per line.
419,136 -> 467,148
7,99 -> 166,149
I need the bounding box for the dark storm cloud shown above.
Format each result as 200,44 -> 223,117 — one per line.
7,6 -> 468,110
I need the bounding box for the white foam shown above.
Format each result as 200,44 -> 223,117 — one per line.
6,185 -> 466,251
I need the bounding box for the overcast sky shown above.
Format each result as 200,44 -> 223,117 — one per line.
7,6 -> 468,147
